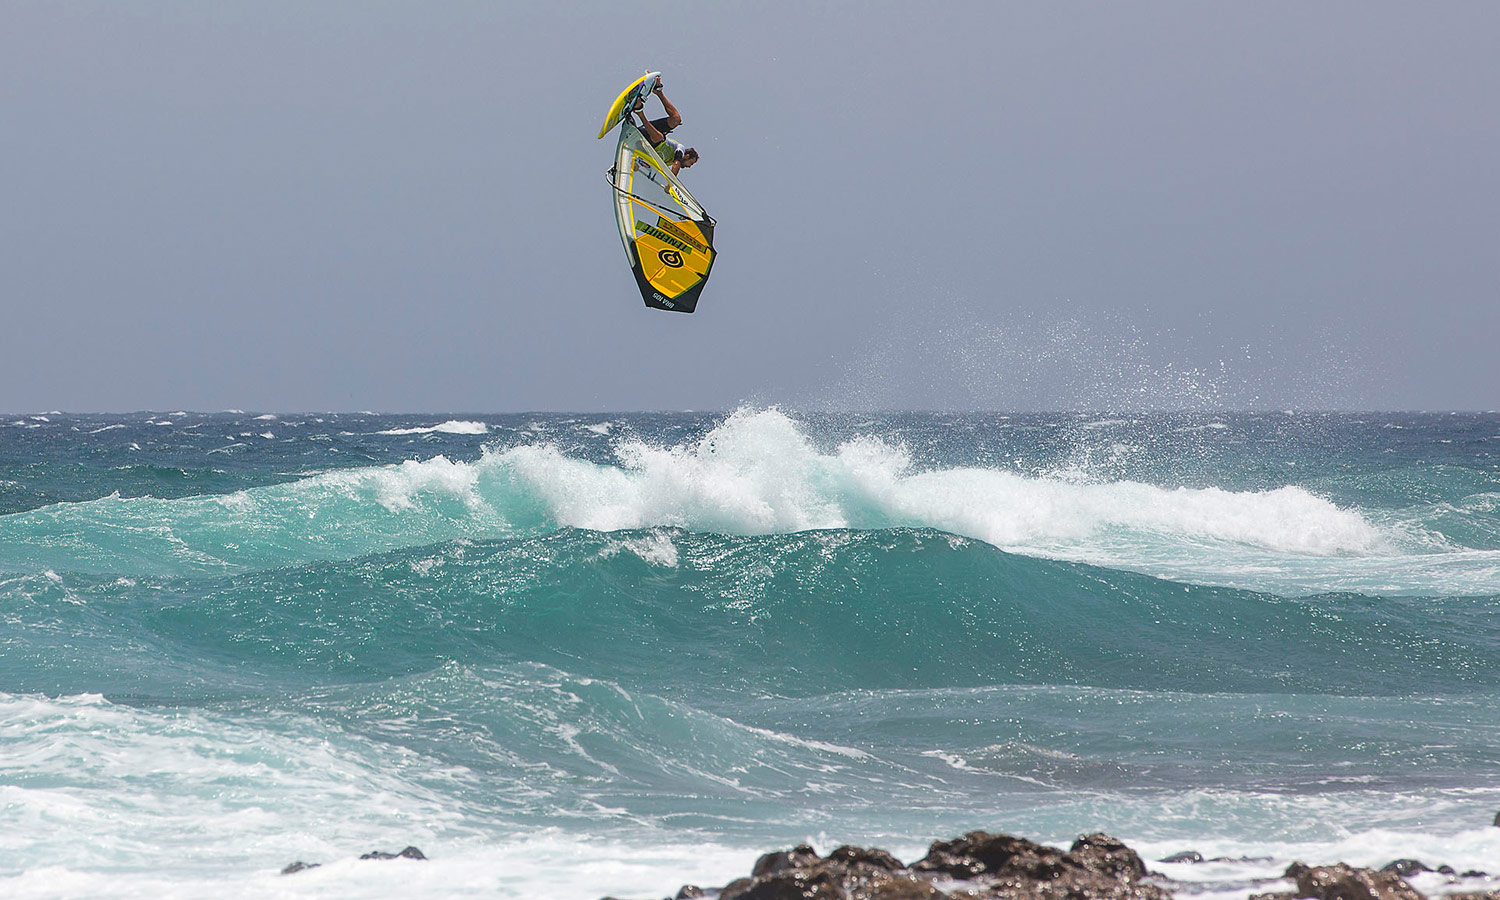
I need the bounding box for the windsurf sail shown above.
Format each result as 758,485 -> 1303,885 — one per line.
606,121 -> 715,313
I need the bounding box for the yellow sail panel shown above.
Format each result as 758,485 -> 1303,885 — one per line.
634,216 -> 713,297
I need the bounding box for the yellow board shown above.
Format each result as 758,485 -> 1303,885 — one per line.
597,72 -> 660,140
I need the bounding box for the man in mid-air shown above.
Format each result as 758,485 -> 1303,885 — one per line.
633,80 -> 699,176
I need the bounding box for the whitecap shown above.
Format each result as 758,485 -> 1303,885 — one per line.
375,421 -> 489,436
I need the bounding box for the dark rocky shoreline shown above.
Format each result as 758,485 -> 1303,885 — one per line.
278,828 -> 1497,900
590,830 -> 1499,900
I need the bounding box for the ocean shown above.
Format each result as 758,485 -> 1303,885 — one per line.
2,408 -> 1499,899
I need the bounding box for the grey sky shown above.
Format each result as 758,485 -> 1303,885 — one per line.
3,1 -> 1496,412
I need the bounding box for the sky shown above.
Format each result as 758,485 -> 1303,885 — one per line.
2,1 -> 1496,412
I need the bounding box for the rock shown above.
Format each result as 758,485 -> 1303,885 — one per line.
826,845 -> 905,872
1285,862 -> 1425,900
359,845 -> 428,861
662,830 -> 1172,900
716,840 -> 936,899
1070,832 -> 1150,882
911,830 -> 1167,900
719,867 -> 848,899
614,828 -> 1500,900
284,846 -> 425,875
861,883 -> 948,899
911,831 -> 1068,880
753,844 -> 822,877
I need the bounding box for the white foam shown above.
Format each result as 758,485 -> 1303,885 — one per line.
601,531 -> 680,567
10,408 -> 1496,595
4,689 -> 1499,899
471,408 -> 1413,592
376,421 -> 489,436
737,723 -> 872,760
0,677 -> 904,897
1128,803 -> 1500,895
1176,421 -> 1230,432
324,454 -> 484,513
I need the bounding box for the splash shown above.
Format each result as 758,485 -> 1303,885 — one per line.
0,409 -> 1428,592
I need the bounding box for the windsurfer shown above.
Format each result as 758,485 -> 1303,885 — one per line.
633,81 -> 699,175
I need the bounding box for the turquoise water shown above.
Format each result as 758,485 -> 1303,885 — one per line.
3,409 -> 1499,898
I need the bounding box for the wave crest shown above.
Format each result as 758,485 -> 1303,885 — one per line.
0,408 -> 1397,586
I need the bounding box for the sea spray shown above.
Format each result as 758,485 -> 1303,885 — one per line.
0,409 -> 1413,593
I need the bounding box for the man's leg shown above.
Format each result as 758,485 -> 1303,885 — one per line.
635,110 -> 665,144
653,88 -> 683,130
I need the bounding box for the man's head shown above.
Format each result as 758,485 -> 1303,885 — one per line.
680,148 -> 700,168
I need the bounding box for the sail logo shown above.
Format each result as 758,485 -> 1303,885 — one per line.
652,218 -> 709,253
635,220 -> 691,253
658,249 -> 684,268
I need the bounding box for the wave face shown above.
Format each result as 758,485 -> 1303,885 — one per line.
3,410 -> 1500,898
6,528 -> 1498,701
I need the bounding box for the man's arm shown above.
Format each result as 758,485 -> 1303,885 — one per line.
635,109 -> 665,144
653,86 -> 683,129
